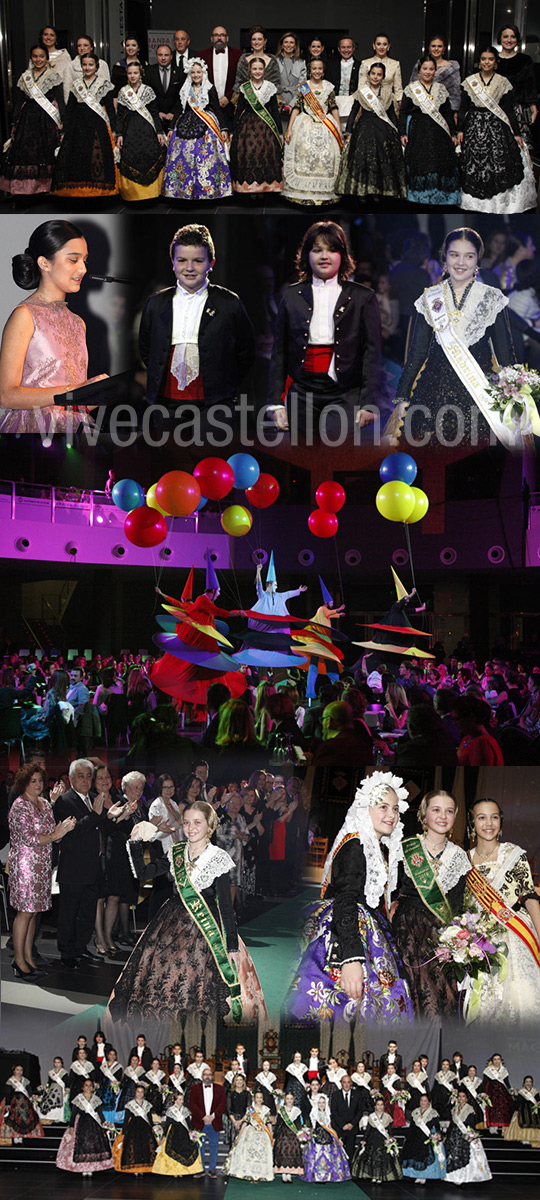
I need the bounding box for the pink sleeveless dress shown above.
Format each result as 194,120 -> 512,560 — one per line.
0,297 -> 91,433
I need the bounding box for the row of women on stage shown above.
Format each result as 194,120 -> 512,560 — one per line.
1,44 -> 536,211
286,775 -> 540,1026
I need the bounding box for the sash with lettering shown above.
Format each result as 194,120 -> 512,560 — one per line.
466,851 -> 540,970
72,1093 -> 103,1125
357,85 -> 396,130
188,91 -> 226,145
423,283 -> 517,449
408,82 -> 452,139
171,841 -> 243,1022
403,836 -> 453,924
71,77 -> 112,128
464,75 -> 516,136
241,81 -> 282,145
412,1107 -> 446,1168
299,80 -> 343,149
19,69 -> 62,126
118,84 -> 157,129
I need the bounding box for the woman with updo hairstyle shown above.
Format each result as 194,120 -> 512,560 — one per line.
458,45 -> 536,212
409,34 -> 461,112
385,226 -> 518,450
37,25 -> 72,99
112,33 -> 148,96
0,220 -> 106,435
0,43 -> 64,196
462,797 -> 540,1024
392,789 -> 470,1018
233,25 -> 282,95
398,53 -> 459,205
496,24 -> 537,149
104,797 -> 267,1045
70,35 -> 111,89
51,51 -> 118,198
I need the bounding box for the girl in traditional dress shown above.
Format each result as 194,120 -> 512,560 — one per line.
56,1078 -> 114,1176
400,1093 -> 446,1183
152,1091 -> 203,1176
405,1060 -> 431,1118
274,1091 -> 304,1180
351,1062 -> 374,1119
444,1088 -> 492,1185
409,34 -> 461,114
230,57 -> 283,194
431,1059 -> 457,1126
37,1057 -> 69,1123
116,1054 -> 147,1117
337,62 -> 406,201
0,44 -> 64,195
255,1060 -> 278,1113
352,1097 -> 402,1184
167,1063 -> 188,1106
399,54 -> 460,205
98,1049 -> 123,1124
302,1094 -> 351,1183
385,227 -> 518,451
462,1065 -> 485,1126
284,1053 -> 310,1106
504,1076 -> 540,1146
37,25 -> 72,99
323,1058 -> 347,1100
286,771 -> 413,1024
224,1088 -> 274,1182
68,1049 -> 97,1104
112,1083 -> 157,1174
481,1055 -> 513,1133
51,52 -> 118,198
145,1059 -> 166,1119
392,789 -> 470,1018
104,801 -> 267,1046
283,59 -> 342,205
116,63 -> 166,201
458,46 -> 536,213
380,1066 -> 406,1128
2,1064 -> 43,1142
226,1075 -> 252,1146
162,59 -> 231,201
464,798 -> 540,1024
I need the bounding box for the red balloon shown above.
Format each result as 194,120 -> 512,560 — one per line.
194,457 -> 235,501
246,472 -> 280,508
124,506 -> 167,548
315,481 -> 346,513
308,509 -> 339,538
155,470 -> 201,517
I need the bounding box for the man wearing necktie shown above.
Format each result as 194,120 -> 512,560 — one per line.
189,1068 -> 227,1177
55,759 -> 109,969
173,28 -> 191,85
330,1075 -> 364,1160
200,25 -> 242,127
145,44 -> 182,132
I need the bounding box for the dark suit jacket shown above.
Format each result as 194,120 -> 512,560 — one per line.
129,1046 -> 153,1071
172,51 -> 191,89
145,62 -> 182,113
55,788 -> 106,886
167,1054 -> 186,1075
268,280 -> 383,409
139,283 -> 255,405
189,1081 -> 227,1131
326,57 -> 360,94
379,1053 -> 403,1079
331,1088 -> 364,1135
200,45 -> 242,109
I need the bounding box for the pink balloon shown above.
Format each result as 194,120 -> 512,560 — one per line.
315,481 -> 346,513
308,509 -> 339,538
194,457 -> 235,500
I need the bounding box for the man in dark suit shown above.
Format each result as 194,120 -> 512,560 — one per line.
55,759 -> 110,969
145,44 -> 182,132
331,1075 -> 363,1159
379,1041 -> 403,1080
199,25 -> 242,127
128,1035 -> 153,1072
311,701 -> 374,767
172,28 -> 191,82
167,1042 -> 185,1075
139,223 -> 255,434
267,220 -> 383,442
326,37 -> 360,95
189,1067 -> 227,1177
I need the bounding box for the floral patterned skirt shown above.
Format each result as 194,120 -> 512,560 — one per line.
162,130 -> 232,200
286,899 -> 413,1023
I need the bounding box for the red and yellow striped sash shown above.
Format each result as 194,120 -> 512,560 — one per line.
467,864 -> 540,969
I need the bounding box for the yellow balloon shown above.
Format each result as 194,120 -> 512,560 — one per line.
220,504 -> 253,537
405,487 -> 430,524
146,482 -> 170,517
375,481 -> 416,522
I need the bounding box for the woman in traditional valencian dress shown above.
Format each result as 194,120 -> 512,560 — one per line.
273,1091 -> 305,1181
458,46 -> 536,213
481,1055 -> 513,1133
116,63 -> 166,201
444,1088 -> 492,1185
380,1066 -> 406,1129
152,1091 -> 203,1176
68,1049 -> 97,1105
385,227 -> 519,451
36,1057 -> 69,1123
37,25 -> 72,99
504,1076 -> 540,1146
352,1097 -> 402,1184
431,1059 -> 457,1125
162,59 -> 231,201
400,1094 -> 446,1184
392,789 -> 470,1017
56,1078 -> 114,1176
224,1089 -> 274,1182
0,44 -> 64,195
464,798 -> 540,1024
286,772 -> 413,1024
51,52 -> 118,198
104,801 -> 267,1046
399,54 -> 460,205
337,62 -> 406,201
112,1083 -> 157,1174
284,1053 -> 309,1106
302,1094 -> 351,1183
97,1049 -> 123,1124
230,58 -> 283,194
405,1060 -> 431,1118
1,1064 -> 43,1141
283,59 -> 342,205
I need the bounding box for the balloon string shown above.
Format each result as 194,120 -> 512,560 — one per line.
333,535 -> 345,606
402,522 -> 417,594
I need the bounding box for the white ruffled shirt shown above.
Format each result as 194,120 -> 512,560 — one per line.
170,281 -> 208,390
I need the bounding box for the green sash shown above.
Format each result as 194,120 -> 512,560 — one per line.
171,842 -> 243,1023
242,81 -> 282,146
402,836 -> 453,924
280,1106 -> 301,1137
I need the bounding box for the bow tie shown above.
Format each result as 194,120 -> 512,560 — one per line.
215,46 -> 226,53
204,1082 -> 212,1088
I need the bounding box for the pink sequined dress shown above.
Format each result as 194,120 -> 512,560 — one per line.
0,297 -> 91,434
8,795 -> 57,911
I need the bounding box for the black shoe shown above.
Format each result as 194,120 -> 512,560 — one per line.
12,963 -> 37,981
60,958 -> 79,970
77,949 -> 102,963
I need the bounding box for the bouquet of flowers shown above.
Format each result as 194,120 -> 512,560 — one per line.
152,1124 -> 163,1141
190,1129 -> 205,1144
463,1127 -> 480,1143
385,1136 -> 399,1157
429,911 -> 507,1023
478,1093 -> 492,1109
297,1127 -> 312,1143
487,366 -> 540,437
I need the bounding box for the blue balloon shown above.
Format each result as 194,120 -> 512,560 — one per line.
195,494 -> 208,512
379,453 -> 417,485
111,478 -> 146,511
227,453 -> 260,490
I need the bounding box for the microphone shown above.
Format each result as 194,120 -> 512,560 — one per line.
89,274 -> 133,284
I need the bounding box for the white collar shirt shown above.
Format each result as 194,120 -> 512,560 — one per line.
213,47 -> 228,97
309,277 -> 342,382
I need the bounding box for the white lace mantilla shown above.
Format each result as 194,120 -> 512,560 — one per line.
19,69 -> 63,96
169,841 -> 234,891
463,73 -> 512,107
118,83 -> 157,107
415,281 -> 508,347
484,1064 -> 509,1083
241,80 -> 277,105
404,838 -> 471,893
